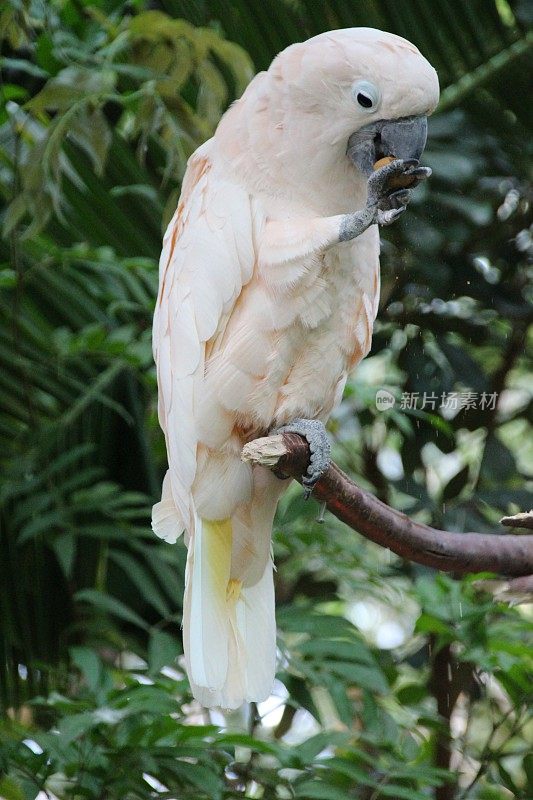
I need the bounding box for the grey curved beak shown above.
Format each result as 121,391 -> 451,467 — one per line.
347,115 -> 428,176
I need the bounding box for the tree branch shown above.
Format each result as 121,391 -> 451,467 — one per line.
242,433 -> 533,580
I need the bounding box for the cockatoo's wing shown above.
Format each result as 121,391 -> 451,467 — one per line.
152,140 -> 279,708
152,140 -> 256,539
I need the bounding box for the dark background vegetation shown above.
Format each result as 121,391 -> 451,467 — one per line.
0,1 -> 532,798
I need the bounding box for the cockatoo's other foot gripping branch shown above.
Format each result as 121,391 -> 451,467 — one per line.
271,419 -> 331,498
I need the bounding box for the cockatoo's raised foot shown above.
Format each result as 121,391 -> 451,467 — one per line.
272,418 -> 331,498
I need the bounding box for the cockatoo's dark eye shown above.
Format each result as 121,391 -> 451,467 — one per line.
357,93 -> 373,108
351,80 -> 381,112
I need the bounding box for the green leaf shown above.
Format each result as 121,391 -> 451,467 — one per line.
396,684 -> 428,704
71,107 -> 112,176
0,269 -> 17,288
70,646 -> 103,692
52,532 -> 76,579
295,781 -> 350,800
18,510 -> 64,544
167,762 -> 223,799
279,609 -> 357,639
0,777 -> 25,800
147,629 -> 179,675
480,434 -> 518,484
2,195 -> 28,237
112,685 -> 176,715
295,732 -> 350,764
296,637 -> 375,666
441,464 -> 470,502
215,732 -> 279,754
75,589 -> 149,630
324,757 -> 375,785
1,57 -> 48,78
377,786 -> 427,799
109,551 -> 170,618
415,613 -> 452,636
326,662 -> 389,694
523,752 -> 533,786
56,711 -> 97,744
26,66 -> 116,112
496,762 -> 520,794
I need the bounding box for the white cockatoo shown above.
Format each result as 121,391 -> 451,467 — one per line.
152,27 -> 439,708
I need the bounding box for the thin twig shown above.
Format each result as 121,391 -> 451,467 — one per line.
500,511 -> 533,530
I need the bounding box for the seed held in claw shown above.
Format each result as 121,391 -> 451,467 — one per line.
373,155 -> 417,189
373,156 -> 396,170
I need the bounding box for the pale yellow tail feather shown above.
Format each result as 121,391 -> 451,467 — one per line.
186,517 -> 232,690
183,514 -> 276,709
240,559 -> 276,700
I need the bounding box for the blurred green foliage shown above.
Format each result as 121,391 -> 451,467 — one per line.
0,1 -> 532,798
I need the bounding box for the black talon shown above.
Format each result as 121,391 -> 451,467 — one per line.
404,166 -> 432,180
383,188 -> 411,210
389,188 -> 410,202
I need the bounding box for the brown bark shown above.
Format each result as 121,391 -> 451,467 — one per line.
430,641 -> 455,800
242,433 -> 533,580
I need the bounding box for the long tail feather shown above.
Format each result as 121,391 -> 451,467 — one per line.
183,513 -> 276,709
185,516 -> 232,690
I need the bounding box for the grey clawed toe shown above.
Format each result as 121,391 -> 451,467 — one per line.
272,418 -> 331,498
377,206 -> 406,226
370,159 -> 432,227
340,159 -> 432,241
